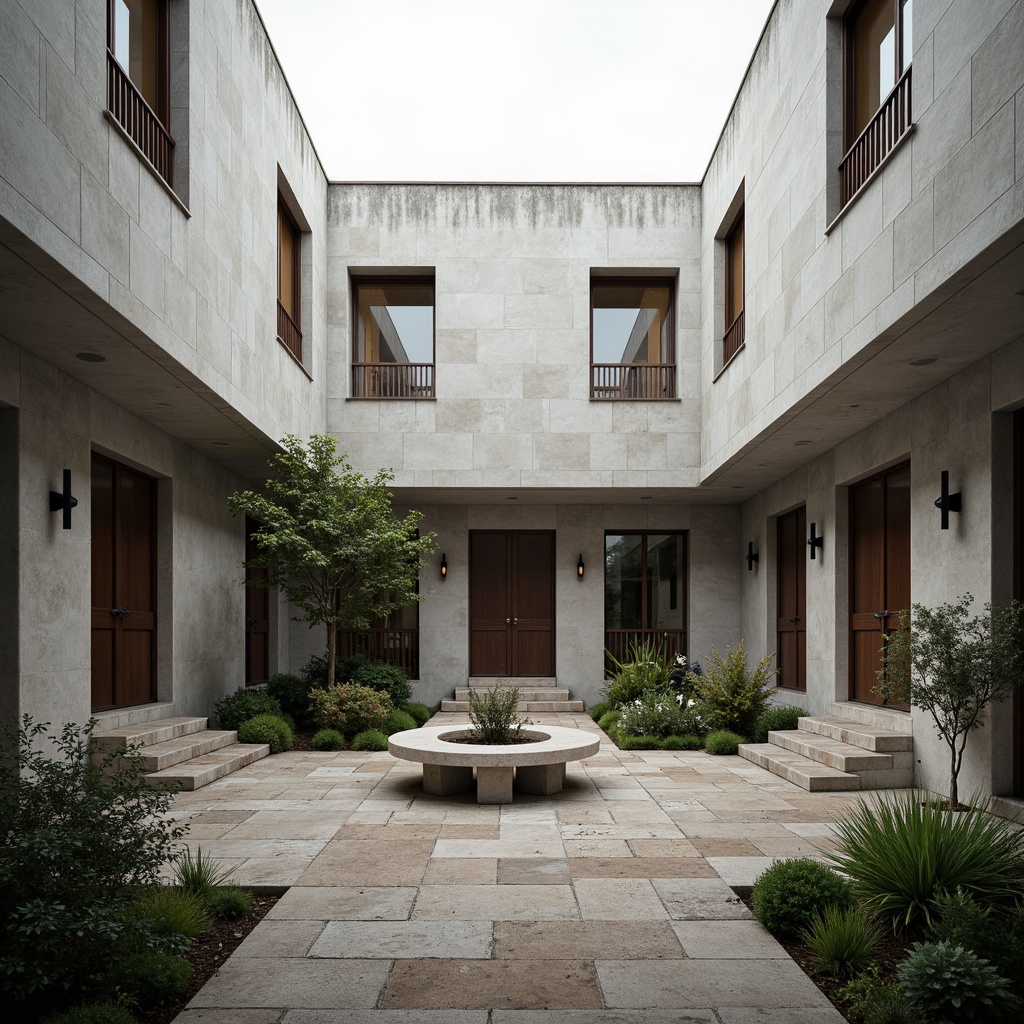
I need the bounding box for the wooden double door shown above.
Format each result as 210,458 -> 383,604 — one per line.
469,531 -> 555,676
91,454 -> 157,711
849,463 -> 911,705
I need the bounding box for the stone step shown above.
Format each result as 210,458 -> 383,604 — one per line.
90,716 -> 210,756
738,743 -> 862,792
145,743 -> 270,791
768,729 -> 897,773
454,688 -> 570,702
132,730 -> 240,772
467,678 -> 557,688
440,699 -> 585,713
829,701 -> 914,733
799,715 -> 913,752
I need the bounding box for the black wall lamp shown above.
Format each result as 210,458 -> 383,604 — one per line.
934,470 -> 962,530
49,469 -> 79,530
807,522 -> 824,560
745,541 -> 759,571
440,553 -> 448,580
577,553 -> 585,579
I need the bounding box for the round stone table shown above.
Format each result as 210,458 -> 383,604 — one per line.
388,725 -> 601,804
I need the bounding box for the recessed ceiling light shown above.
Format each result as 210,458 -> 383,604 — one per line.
211,441 -> 230,447
506,496 -> 518,500
75,352 -> 105,362
640,495 -> 653,501
849,404 -> 860,409
795,440 -> 812,446
909,357 -> 937,366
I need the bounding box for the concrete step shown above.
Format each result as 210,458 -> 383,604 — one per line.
829,701 -> 913,733
132,730 -> 240,772
798,715 -> 913,752
769,729 -> 897,773
440,699 -> 585,713
90,716 -> 210,756
738,743 -> 862,792
454,688 -> 570,702
467,678 -> 557,688
145,743 -> 270,791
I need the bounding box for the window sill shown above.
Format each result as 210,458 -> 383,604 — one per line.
104,109 -> 190,218
713,341 -> 746,383
276,335 -> 313,380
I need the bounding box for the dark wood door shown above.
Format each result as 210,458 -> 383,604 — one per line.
849,462 -> 911,704
91,455 -> 157,711
776,506 -> 806,691
1014,411 -> 1023,796
244,518 -> 270,686
469,531 -> 555,676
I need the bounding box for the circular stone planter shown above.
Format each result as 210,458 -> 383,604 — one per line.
388,725 -> 601,804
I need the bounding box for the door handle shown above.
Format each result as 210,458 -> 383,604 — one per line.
873,610 -> 890,620
246,617 -> 257,627
111,607 -> 128,621
787,616 -> 801,623
513,617 -> 518,625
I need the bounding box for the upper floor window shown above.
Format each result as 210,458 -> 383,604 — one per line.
723,208 -> 745,365
277,196 -> 302,362
352,278 -> 435,399
590,279 -> 676,400
840,0 -> 913,206
107,0 -> 174,186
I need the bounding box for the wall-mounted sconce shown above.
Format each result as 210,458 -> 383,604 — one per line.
440,553 -> 448,580
745,541 -> 759,571
807,522 -> 824,560
49,469 -> 79,530
934,470 -> 962,530
577,553 -> 585,579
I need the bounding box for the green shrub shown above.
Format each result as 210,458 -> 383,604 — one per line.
660,735 -> 686,750
677,734 -> 705,750
206,886 -> 253,920
308,683 -> 393,737
301,651 -> 332,686
351,662 -> 412,707
691,641 -> 776,737
386,710 -> 418,734
266,673 -> 316,728
704,729 -> 744,755
467,687 -> 527,743
597,709 -> 621,733
588,701 -> 612,722
237,713 -> 294,754
406,702 -> 432,727
839,966 -> 922,1024
311,728 -> 346,751
334,653 -> 370,683
174,846 -> 230,900
43,1004 -> 137,1024
802,904 -> 883,977
214,687 -> 282,731
351,729 -> 389,751
113,950 -> 191,1008
617,689 -> 688,738
828,791 -> 1024,931
753,705 -> 807,743
0,718 -> 185,1003
602,637 -> 672,707
131,884 -> 210,941
897,940 -> 1020,1022
751,857 -> 854,940
618,734 -> 662,750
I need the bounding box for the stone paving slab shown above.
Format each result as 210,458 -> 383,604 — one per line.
412,883 -> 580,920
494,920 -> 684,960
310,920 -> 494,959
232,920 -> 325,958
266,885 -> 416,920
651,877 -> 753,920
284,1013 -> 487,1024
671,920 -> 790,959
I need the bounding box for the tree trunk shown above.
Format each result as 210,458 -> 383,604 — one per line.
326,588 -> 338,686
949,744 -> 959,809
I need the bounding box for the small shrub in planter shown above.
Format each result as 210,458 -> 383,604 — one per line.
309,684 -> 393,737
406,702 -> 432,727
237,713 -> 294,754
43,1004 -> 137,1024
351,729 -> 389,751
802,904 -> 883,977
588,701 -> 612,722
214,688 -> 282,731
618,734 -> 662,750
617,689 -> 688,738
266,673 -> 316,728
467,687 -> 528,744
897,940 -> 1020,1022
751,857 -> 854,940
753,705 -> 807,743
704,729 -> 744,755
351,662 -> 412,707
597,709 -> 621,733
206,886 -> 253,921
311,728 -> 346,751
386,709 -> 418,734
113,950 -> 191,1008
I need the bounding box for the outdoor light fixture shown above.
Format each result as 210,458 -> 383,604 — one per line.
49,469 -> 79,530
440,553 -> 448,580
746,541 -> 759,571
934,470 -> 962,530
577,553 -> 585,579
807,522 -> 824,560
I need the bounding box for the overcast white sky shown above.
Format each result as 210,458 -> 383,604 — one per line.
254,0 -> 777,183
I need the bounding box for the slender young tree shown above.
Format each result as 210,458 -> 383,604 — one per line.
880,594 -> 1024,809
227,434 -> 436,687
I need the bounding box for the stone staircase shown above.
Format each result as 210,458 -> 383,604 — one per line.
91,706 -> 270,790
441,679 -> 584,714
739,702 -> 914,792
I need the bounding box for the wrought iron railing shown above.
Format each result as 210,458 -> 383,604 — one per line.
106,51 -> 174,186
840,67 -> 912,208
591,363 -> 676,400
277,301 -> 303,361
337,628 -> 419,679
723,310 -> 745,364
352,362 -> 435,399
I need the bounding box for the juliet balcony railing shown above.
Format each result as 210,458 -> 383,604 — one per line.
107,50 -> 174,186
277,301 -> 303,361
591,363 -> 676,400
723,310 -> 745,365
352,362 -> 435,399
337,628 -> 419,679
840,66 -> 912,208
605,629 -> 688,672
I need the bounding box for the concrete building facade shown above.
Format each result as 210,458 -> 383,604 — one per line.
1,0 -> 1022,805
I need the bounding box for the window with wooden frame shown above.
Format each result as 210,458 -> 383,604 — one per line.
723,208 -> 745,365
591,279 -> 676,400
352,278 -> 435,399
277,196 -> 302,361
106,0 -> 174,186
840,0 -> 913,207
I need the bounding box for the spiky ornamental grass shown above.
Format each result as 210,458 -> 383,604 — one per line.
802,904 -> 884,977
828,791 -> 1024,932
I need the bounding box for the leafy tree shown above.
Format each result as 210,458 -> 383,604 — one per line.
227,435 -> 435,687
879,594 -> 1024,809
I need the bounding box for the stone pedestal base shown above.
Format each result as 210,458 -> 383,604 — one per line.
476,766 -> 515,803
515,761 -> 566,795
422,763 -> 474,796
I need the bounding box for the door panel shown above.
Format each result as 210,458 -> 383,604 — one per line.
470,532 -> 512,675
512,532 -> 555,676
776,506 -> 806,690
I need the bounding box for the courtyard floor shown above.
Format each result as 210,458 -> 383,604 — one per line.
164,711 -> 881,1024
